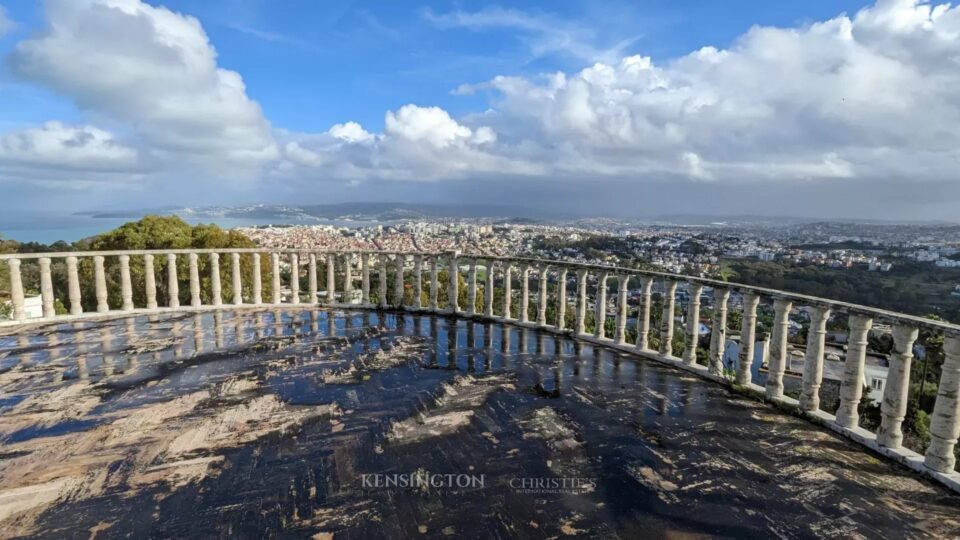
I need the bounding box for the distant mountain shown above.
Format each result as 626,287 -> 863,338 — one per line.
74,205 -> 957,227
76,202 -> 544,223
296,202 -> 537,220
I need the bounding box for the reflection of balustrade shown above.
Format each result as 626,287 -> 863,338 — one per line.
3,248 -> 960,488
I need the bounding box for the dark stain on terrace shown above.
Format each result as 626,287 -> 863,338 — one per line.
0,309 -> 958,539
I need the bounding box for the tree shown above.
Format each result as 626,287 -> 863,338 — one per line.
59,215 -> 271,310
0,234 -> 19,319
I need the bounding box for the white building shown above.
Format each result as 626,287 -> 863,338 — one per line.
2,295 -> 43,320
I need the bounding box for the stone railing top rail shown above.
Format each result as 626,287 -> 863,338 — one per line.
4,248 -> 954,337
0,248 -> 447,258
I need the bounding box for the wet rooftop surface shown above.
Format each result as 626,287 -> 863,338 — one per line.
0,309 -> 958,539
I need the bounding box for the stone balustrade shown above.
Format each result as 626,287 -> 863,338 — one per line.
2,248 -> 960,492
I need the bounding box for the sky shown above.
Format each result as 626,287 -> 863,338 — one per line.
1,0 -> 959,221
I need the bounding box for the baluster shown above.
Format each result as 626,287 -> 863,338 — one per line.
468,259 -> 478,316
414,255 -> 423,309
877,324 -> 919,449
835,314 -> 873,429
308,253 -> 318,304
447,251 -> 459,312
39,257 -> 55,318
144,254 -> 157,309
503,262 -> 513,319
361,253 -> 371,305
271,253 -> 281,304
232,252 -> 243,305
210,253 -> 222,306
290,253 -> 299,305
343,253 -> 353,304
166,253 -> 179,308
378,254 -> 388,308
760,332 -> 771,372
484,260 -> 495,318
636,277 -> 653,351
66,256 -> 82,315
189,253 -> 201,307
7,259 -> 25,320
537,265 -> 548,327
735,292 -> 760,384
708,288 -> 730,376
119,254 -> 133,311
799,307 -> 831,411
615,274 -> 629,344
594,271 -> 608,339
575,269 -> 587,335
394,254 -> 405,306
518,264 -> 530,322
765,299 -> 793,398
252,253 -> 263,305
93,255 -> 108,313
659,280 -> 677,356
925,335 -> 960,473
766,298 -> 793,399
683,283 -> 703,365
429,256 -> 439,310
556,268 -> 568,331
326,253 -> 336,304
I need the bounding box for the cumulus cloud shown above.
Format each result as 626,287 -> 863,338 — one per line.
437,0 -> 960,183
386,105 -> 482,148
285,0 -> 960,186
0,121 -> 139,171
8,0 -> 277,168
328,121 -> 374,143
280,104 -> 539,182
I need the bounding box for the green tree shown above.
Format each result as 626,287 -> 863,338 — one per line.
72,215 -> 270,309
0,235 -> 20,319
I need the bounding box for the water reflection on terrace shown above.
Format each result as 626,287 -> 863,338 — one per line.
0,309 -> 958,538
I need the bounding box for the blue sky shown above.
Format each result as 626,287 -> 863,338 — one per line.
1,0 -> 959,221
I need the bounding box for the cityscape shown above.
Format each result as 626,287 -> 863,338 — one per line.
2,0 -> 960,538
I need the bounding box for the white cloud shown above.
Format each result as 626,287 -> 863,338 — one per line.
385,105 -> 474,148
8,0 -> 277,169
283,141 -> 327,168
0,5 -> 15,38
281,0 -> 960,186
279,104 -> 540,182
441,0 -> 960,183
328,121 -> 374,143
683,152 -> 713,181
0,122 -> 138,171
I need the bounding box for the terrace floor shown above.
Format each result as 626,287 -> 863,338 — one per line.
0,309 -> 958,539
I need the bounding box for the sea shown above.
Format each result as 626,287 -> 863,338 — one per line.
0,211 -> 387,244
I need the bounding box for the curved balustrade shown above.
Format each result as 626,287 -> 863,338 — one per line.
2,247 -> 960,492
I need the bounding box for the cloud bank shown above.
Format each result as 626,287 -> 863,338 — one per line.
2,0 -> 960,215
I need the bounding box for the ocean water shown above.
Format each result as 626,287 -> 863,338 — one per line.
0,211 -> 386,244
